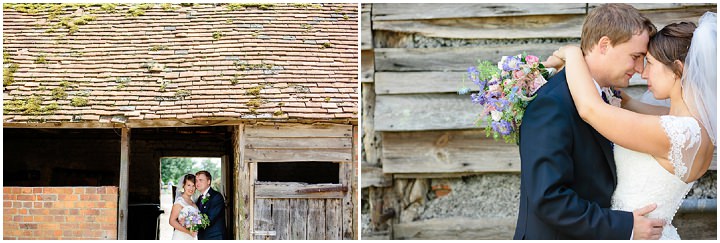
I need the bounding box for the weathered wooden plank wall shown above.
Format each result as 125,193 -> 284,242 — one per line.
361,3 -> 717,240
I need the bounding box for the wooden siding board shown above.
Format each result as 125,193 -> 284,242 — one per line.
382,130 -> 520,174
374,94 -> 479,131
372,3 -> 587,20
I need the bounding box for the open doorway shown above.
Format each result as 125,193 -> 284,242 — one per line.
159,157 -> 222,240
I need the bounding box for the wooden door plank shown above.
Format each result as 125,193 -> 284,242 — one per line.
307,199 -> 326,240
253,198 -> 273,240
289,199 -> 308,240
325,199 -> 342,240
271,199 -> 290,240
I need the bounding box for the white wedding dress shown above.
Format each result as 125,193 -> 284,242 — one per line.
171,197 -> 199,240
611,116 -> 701,240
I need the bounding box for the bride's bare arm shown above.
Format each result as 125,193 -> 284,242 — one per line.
169,204 -> 194,235
618,89 -> 670,115
559,46 -> 671,162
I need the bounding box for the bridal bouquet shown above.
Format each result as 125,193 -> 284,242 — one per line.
179,210 -> 210,232
459,53 -> 552,144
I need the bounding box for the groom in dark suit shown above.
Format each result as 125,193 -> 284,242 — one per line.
195,170 -> 226,240
514,4 -> 664,240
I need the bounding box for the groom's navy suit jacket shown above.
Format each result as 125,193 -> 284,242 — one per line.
514,69 -> 633,240
197,188 -> 226,240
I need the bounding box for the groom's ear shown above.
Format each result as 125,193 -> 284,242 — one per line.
597,36 -> 612,55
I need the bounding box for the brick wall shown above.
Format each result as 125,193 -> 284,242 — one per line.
3,186 -> 118,240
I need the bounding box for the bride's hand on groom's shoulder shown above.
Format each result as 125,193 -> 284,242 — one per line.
542,55 -> 565,70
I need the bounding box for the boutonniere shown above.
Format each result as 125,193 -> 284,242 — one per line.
602,87 -> 622,107
201,194 -> 210,205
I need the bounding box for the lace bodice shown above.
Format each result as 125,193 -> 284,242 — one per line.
610,115 -> 701,240
174,197 -> 199,214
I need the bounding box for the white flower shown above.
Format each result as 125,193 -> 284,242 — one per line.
498,56 -> 508,70
491,110 -> 502,121
489,84 -> 500,92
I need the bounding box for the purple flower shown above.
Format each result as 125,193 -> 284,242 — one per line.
492,120 -> 513,136
499,56 -> 523,72
471,93 -> 486,105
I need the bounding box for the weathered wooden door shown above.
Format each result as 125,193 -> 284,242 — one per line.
243,124 -> 354,240
252,182 -> 346,240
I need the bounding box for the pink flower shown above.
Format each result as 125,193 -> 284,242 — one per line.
512,70 -> 525,80
529,76 -> 547,95
525,55 -> 539,65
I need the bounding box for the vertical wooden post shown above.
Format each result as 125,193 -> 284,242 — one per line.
351,125 -> 359,240
118,127 -> 130,240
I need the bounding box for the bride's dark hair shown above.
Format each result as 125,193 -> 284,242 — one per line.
648,22 -> 697,77
182,174 -> 196,187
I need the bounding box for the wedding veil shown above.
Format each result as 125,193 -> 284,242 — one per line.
682,12 -> 717,146
175,174 -> 190,203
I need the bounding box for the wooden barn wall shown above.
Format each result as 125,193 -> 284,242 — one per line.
360,3 -> 717,240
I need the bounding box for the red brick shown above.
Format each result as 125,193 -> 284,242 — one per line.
17,195 -> 34,201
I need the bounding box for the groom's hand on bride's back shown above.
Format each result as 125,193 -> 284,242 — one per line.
632,203 -> 665,240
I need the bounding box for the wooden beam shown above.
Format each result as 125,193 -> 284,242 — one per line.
3,118 -> 357,129
245,149 -> 352,162
372,3 -> 587,21
118,127 -> 130,240
361,4 -> 373,50
361,165 -> 392,188
374,94 -> 480,131
341,160 -> 354,239
245,137 -> 352,149
382,130 -> 520,174
361,50 -> 375,83
361,83 -> 382,166
393,217 -> 516,240
349,125 -> 358,240
374,44 -> 570,72
255,183 -> 346,199
245,124 -> 353,138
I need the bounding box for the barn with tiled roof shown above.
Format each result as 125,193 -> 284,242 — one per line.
3,3 -> 358,240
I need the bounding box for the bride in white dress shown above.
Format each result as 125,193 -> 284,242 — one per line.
170,174 -> 200,240
550,12 -> 716,240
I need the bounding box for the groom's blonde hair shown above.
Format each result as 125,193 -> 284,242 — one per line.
581,4 -> 657,55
